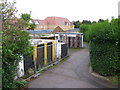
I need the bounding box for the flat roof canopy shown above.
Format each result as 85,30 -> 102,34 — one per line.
55,32 -> 83,35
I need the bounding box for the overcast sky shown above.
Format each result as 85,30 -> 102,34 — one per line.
9,0 -> 120,22
118,1 -> 120,16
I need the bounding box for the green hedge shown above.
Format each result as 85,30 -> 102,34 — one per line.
87,19 -> 119,76
80,24 -> 90,42
90,41 -> 118,76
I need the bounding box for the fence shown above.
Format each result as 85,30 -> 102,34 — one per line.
17,41 -> 68,77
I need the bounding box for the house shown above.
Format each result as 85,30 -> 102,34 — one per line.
31,16 -> 74,31
52,26 -> 65,33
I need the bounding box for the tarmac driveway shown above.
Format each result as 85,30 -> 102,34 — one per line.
28,46 -> 117,88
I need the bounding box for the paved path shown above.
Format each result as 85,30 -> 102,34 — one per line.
28,47 -> 116,88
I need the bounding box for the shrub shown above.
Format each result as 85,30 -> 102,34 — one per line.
80,24 -> 90,42
90,41 -> 118,76
86,20 -> 116,42
2,29 -> 32,88
87,19 -> 119,76
15,80 -> 27,88
2,1 -> 33,88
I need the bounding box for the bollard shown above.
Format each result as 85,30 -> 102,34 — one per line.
33,45 -> 37,73
52,41 -> 55,62
44,43 -> 47,65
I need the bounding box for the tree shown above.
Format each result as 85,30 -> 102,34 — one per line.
73,20 -> 81,28
1,0 -> 28,30
20,13 -> 31,29
28,23 -> 36,30
21,13 -> 31,22
92,21 -> 97,24
1,0 -> 32,88
1,0 -> 18,30
1,0 -> 17,21
20,13 -> 36,30
82,20 -> 91,24
80,24 -> 90,41
98,19 -> 104,23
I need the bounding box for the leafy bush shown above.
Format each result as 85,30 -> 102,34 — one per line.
86,20 -> 116,42
15,80 -> 27,88
2,29 -> 32,88
80,24 -> 89,32
2,1 -> 33,88
87,19 -> 119,76
80,24 -> 90,42
90,41 -> 118,76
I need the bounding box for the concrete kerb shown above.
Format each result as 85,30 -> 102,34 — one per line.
89,64 -> 110,81
86,43 -> 110,82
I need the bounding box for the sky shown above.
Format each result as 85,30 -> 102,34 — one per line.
8,0 -> 120,22
118,1 -> 120,16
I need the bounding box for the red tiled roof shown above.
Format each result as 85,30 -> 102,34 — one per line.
44,17 -> 71,25
32,19 -> 40,24
38,20 -> 47,25
32,16 -> 72,26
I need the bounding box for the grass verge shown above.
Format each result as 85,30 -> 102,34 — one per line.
108,76 -> 119,86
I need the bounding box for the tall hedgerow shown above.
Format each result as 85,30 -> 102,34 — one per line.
80,24 -> 90,42
86,19 -> 119,76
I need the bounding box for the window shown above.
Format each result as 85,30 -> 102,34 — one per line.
65,22 -> 69,25
35,20 -> 39,25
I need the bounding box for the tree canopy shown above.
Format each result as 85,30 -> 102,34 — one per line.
73,20 -> 81,28
20,13 -> 36,30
